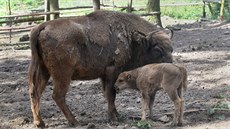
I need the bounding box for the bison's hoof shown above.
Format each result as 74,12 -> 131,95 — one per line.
68,120 -> 79,127
108,113 -> 119,122
177,122 -> 183,126
34,120 -> 45,128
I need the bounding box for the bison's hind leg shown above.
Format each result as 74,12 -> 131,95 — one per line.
51,68 -> 78,127
29,64 -> 50,127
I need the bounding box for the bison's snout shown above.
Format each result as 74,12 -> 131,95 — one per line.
163,54 -> 173,63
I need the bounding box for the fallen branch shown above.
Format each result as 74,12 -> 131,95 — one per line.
0,89 -> 6,94
128,108 -> 230,121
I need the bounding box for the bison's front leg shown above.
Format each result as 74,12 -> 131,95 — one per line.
101,66 -> 119,121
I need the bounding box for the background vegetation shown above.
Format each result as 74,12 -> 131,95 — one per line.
0,0 -> 229,21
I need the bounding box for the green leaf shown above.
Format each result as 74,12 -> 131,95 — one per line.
207,108 -> 215,116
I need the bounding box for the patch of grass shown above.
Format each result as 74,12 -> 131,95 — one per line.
117,114 -> 127,122
161,6 -> 203,20
207,101 -> 230,116
207,107 -> 215,116
214,115 -> 226,120
213,93 -> 228,99
134,120 -> 152,129
214,102 -> 230,109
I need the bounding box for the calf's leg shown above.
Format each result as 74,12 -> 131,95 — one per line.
141,93 -> 150,120
149,90 -> 157,119
29,65 -> 50,127
177,86 -> 184,126
165,89 -> 182,126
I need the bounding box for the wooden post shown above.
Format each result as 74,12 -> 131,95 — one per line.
93,0 -> 100,11
147,0 -> 162,27
7,0 -> 11,15
6,0 -> 12,43
127,0 -> 133,13
203,1 -> 206,18
44,0 -> 50,21
220,0 -> 225,21
50,0 -> 59,20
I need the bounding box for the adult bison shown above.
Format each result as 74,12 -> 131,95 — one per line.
28,10 -> 173,127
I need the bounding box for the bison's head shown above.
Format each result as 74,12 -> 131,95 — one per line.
146,30 -> 173,63
133,30 -> 173,64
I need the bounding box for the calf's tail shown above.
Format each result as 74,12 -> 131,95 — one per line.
180,66 -> 188,91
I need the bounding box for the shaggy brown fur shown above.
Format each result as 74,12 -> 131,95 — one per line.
28,10 -> 173,127
115,63 -> 187,126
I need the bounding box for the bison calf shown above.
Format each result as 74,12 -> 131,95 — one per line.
114,63 -> 187,126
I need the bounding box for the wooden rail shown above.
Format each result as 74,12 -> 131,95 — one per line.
0,16 -> 44,24
0,11 -> 59,19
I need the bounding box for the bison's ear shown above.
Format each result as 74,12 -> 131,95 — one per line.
146,30 -> 161,39
132,31 -> 147,45
147,29 -> 173,40
126,74 -> 131,80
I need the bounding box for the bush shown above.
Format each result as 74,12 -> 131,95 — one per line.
209,2 -> 230,20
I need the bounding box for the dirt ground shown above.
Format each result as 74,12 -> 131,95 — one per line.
0,19 -> 230,129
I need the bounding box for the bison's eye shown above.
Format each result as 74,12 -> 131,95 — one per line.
118,79 -> 123,83
154,47 -> 163,57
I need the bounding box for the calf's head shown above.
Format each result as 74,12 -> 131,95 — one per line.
114,72 -> 136,93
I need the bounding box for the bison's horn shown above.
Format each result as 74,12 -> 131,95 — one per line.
165,27 -> 174,39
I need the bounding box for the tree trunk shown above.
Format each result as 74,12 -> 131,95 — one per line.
50,0 -> 59,20
44,0 -> 50,21
6,0 -> 11,15
147,0 -> 162,27
93,0 -> 100,11
127,0 -> 133,13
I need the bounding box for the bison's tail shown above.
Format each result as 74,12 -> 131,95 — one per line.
28,24 -> 49,96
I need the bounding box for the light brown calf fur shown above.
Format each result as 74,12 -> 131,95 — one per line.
114,63 -> 187,126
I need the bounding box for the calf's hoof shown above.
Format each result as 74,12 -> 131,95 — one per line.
170,122 -> 177,127
34,120 -> 45,128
